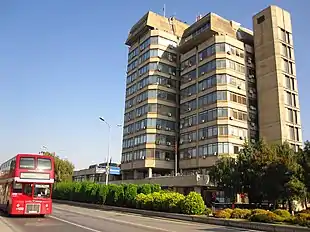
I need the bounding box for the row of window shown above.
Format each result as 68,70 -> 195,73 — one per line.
180,90 -> 247,113
122,149 -> 174,163
181,59 -> 246,84
128,49 -> 177,73
125,89 -> 176,109
124,103 -> 175,122
123,118 -> 176,135
128,36 -> 178,62
181,74 -> 246,99
180,142 -> 240,159
181,43 -> 245,71
184,22 -> 210,43
180,107 -> 248,129
137,62 -> 177,77
122,134 -> 176,149
126,75 -> 176,97
0,157 -> 52,171
180,125 -> 248,144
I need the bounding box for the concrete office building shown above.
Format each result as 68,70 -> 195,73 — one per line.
120,5 -> 302,182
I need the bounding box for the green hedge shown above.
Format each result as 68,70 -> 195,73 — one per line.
52,182 -> 206,215
214,208 -> 310,228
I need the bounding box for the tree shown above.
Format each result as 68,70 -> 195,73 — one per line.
209,155 -> 241,203
209,139 -> 306,209
297,141 -> 310,208
265,143 -> 305,210
43,152 -> 74,182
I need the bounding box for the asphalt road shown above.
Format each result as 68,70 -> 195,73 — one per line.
0,203 -> 264,232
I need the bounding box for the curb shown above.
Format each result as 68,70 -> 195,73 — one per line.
53,199 -> 310,232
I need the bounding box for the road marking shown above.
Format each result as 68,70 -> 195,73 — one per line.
53,204 -> 209,227
53,204 -> 263,232
51,210 -> 176,232
50,216 -> 103,232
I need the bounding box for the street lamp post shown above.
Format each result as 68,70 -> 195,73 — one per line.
99,117 -> 111,185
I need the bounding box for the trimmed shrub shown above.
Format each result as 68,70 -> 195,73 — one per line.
293,213 -> 310,228
204,208 -> 212,216
181,192 -> 206,215
98,184 -> 108,204
215,209 -> 233,219
151,184 -> 161,193
250,211 -> 284,223
123,184 -> 138,207
231,208 -> 252,219
251,209 -> 268,215
273,209 -> 291,219
138,184 -> 152,195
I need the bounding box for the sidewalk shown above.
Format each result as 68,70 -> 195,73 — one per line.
0,216 -> 15,232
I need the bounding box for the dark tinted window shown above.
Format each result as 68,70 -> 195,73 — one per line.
257,15 -> 265,24
19,157 -> 35,169
12,182 -> 22,193
37,158 -> 52,170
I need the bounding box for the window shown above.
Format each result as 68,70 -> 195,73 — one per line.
23,183 -> 32,196
281,44 -> 288,57
287,108 -> 293,123
181,84 -> 197,99
19,157 -> 35,169
289,126 -> 295,140
257,15 -> 265,24
12,182 -> 22,193
283,59 -> 293,74
34,184 -> 51,198
181,55 -> 196,70
37,158 -> 52,170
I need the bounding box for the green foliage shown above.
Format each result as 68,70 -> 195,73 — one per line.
250,212 -> 285,223
251,209 -> 268,215
214,209 -> 233,218
53,182 -> 208,215
293,213 -> 310,228
209,140 -> 308,205
137,184 -> 152,195
43,151 -> 74,182
204,207 -> 212,216
231,208 -> 252,219
273,209 -> 291,219
181,192 -> 206,215
123,184 -> 138,207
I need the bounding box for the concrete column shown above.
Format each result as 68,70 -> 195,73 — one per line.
148,168 -> 152,178
194,186 -> 201,194
134,170 -> 139,179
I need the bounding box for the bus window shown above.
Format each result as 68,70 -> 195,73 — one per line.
12,182 -> 22,193
23,183 -> 32,196
37,158 -> 52,170
34,184 -> 50,198
19,157 -> 35,169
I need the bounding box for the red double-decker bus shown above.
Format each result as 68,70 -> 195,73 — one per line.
0,153 -> 55,216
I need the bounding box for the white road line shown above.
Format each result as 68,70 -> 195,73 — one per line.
49,216 -> 102,232
53,205 -> 200,227
53,205 -> 262,232
51,212 -> 176,232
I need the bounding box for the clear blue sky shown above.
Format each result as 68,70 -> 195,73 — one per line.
1,0 -> 309,170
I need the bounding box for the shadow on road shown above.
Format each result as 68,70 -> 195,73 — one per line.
197,228 -> 256,231
0,210 -> 46,219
